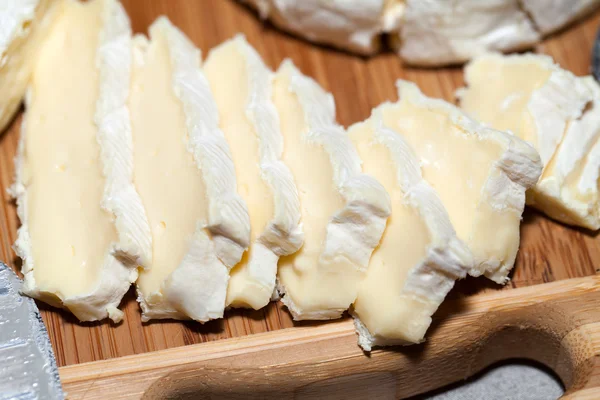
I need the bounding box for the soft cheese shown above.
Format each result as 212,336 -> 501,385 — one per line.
204,36 -> 303,310
131,17 -> 250,322
521,0 -> 600,34
11,0 -> 150,322
348,110 -> 472,350
273,60 -> 391,319
376,81 -> 541,283
242,0 -> 404,55
397,0 -> 540,66
0,0 -> 61,132
459,53 -> 599,229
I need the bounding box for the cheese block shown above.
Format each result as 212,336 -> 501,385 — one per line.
0,0 -> 61,133
459,53 -> 599,230
397,0 -> 540,66
242,0 -> 404,55
521,0 -> 600,34
204,36 -> 303,310
375,81 -> 541,283
10,0 -> 151,322
272,60 -> 391,320
348,110 -> 472,350
131,17 -> 250,322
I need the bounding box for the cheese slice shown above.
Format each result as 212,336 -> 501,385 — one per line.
348,111 -> 472,350
131,17 -> 250,322
272,60 -> 391,320
11,0 -> 151,322
459,53 -> 599,229
204,36 -> 303,310
376,81 -> 541,283
396,0 -> 540,66
521,0 -> 600,34
242,0 -> 404,55
0,0 -> 61,132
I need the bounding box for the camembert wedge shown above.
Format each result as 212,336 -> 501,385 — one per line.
242,0 -> 404,55
375,81 -> 542,283
272,60 -> 391,320
520,0 -> 600,34
348,111 -> 472,350
11,0 -> 151,322
204,36 -> 303,310
131,18 -> 250,322
397,0 -> 540,66
0,0 -> 61,132
459,53 -> 600,230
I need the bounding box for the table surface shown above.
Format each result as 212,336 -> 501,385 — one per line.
0,0 -> 599,368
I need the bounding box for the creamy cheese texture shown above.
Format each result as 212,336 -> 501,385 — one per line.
459,53 -> 599,230
273,60 -> 390,320
131,17 -> 250,322
204,36 -> 302,310
397,0 -> 540,66
378,81 -> 541,283
521,0 -> 600,34
348,111 -> 471,350
11,0 -> 149,322
0,0 -> 61,133
242,0 -> 404,54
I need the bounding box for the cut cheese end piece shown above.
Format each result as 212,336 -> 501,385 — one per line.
396,0 -> 540,66
0,0 -> 61,132
242,0 -> 404,55
204,36 -> 303,310
273,60 -> 391,320
348,112 -> 472,350
459,53 -> 599,229
131,17 -> 250,322
521,0 -> 600,35
380,81 -> 541,283
11,0 -> 150,322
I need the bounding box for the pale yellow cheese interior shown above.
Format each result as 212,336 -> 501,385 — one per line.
24,0 -> 113,299
203,41 -> 275,309
380,99 -> 518,269
131,30 -> 209,299
273,65 -> 360,316
349,119 -> 434,343
460,58 -> 552,147
0,0 -> 60,132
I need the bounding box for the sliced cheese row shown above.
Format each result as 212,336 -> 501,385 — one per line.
11,0 -> 542,349
0,0 -> 598,136
459,53 -> 600,230
242,0 -> 600,66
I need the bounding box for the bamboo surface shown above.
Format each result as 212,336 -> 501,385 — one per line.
0,0 -> 599,369
57,275 -> 600,399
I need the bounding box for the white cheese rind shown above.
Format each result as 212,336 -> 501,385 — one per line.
95,0 -> 152,268
460,53 -> 599,230
242,0 -> 403,55
391,81 -> 542,283
276,60 -> 391,320
11,0 -> 142,323
349,115 -> 472,351
521,0 -> 600,34
206,36 -> 303,310
134,18 -> 250,322
0,0 -> 60,132
398,0 -> 540,66
239,37 -> 303,258
163,20 -> 250,270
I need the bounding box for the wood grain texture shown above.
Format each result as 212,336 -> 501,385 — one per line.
0,0 -> 598,370
58,276 -> 600,399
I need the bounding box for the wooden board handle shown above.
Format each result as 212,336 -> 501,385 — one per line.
60,275 -> 600,399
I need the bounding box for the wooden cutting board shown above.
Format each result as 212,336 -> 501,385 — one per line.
1,1 -> 600,398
